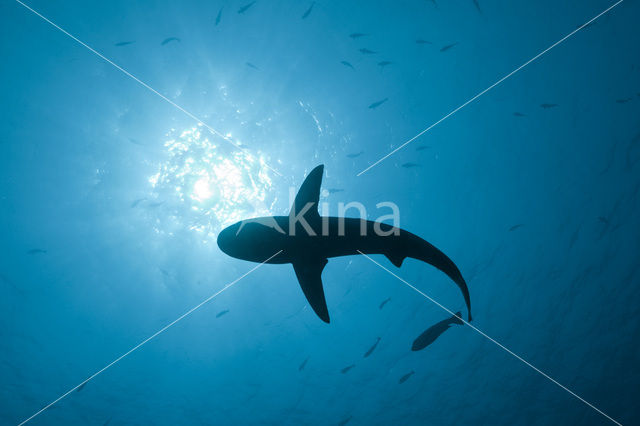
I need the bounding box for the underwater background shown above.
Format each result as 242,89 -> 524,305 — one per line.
1,0 -> 639,424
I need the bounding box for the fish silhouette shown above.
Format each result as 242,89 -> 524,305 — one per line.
379,297 -> 391,309
131,198 -> 146,208
215,7 -> 223,25
238,1 -> 256,14
368,98 -> 388,109
359,48 -> 377,54
115,41 -> 135,46
298,357 -> 309,371
217,165 -> 471,323
302,2 -> 315,19
540,103 -> 558,109
341,364 -> 355,374
161,37 -> 180,45
411,312 -> 463,351
472,0 -> 482,14
398,370 -> 414,384
338,416 -> 352,426
216,309 -> 229,318
440,43 -> 458,52
363,337 -> 381,358
340,61 -> 355,70
401,162 -> 421,168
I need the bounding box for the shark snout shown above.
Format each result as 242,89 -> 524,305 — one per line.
216,223 -> 238,256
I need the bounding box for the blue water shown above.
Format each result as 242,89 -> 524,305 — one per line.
1,0 -> 639,424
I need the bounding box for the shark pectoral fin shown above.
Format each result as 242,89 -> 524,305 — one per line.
385,252 -> 405,268
292,258 -> 330,323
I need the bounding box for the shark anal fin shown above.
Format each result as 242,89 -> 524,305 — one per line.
293,257 -> 330,323
385,252 -> 405,268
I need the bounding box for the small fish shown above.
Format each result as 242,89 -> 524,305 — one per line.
598,216 -> 609,225
346,151 -> 364,158
440,43 -> 457,52
398,370 -> 415,384
127,137 -> 145,146
359,48 -> 377,54
378,297 -> 391,310
237,1 -> 256,14
401,162 -> 420,168
161,37 -> 180,46
363,337 -> 381,358
76,381 -> 88,392
216,309 -> 229,318
131,198 -> 146,208
509,224 -> 524,231
472,0 -> 482,14
415,145 -> 430,151
328,188 -> 344,194
616,98 -> 632,104
27,249 -> 47,255
368,98 -> 388,109
298,357 -> 309,371
147,201 -> 165,208
341,364 -> 355,374
540,103 -> 558,109
338,416 -> 352,426
349,33 -> 367,39
115,41 -> 135,46
215,7 -> 223,25
246,62 -> 260,70
412,312 -> 463,351
377,61 -> 393,68
513,112 -> 526,117
415,39 -> 432,45
301,2 -> 315,19
340,61 -> 355,70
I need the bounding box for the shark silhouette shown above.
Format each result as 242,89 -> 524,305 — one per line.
217,165 -> 471,323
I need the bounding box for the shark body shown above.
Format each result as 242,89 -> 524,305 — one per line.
217,165 -> 471,323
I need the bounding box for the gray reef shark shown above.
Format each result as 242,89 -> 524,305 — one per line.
217,165 -> 471,323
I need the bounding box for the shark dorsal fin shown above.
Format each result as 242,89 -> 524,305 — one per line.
289,165 -> 324,223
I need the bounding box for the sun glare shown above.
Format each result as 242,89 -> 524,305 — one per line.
147,125 -> 276,240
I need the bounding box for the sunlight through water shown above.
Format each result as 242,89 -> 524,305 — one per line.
147,125 -> 276,241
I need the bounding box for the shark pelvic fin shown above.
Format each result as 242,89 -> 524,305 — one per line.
385,252 -> 405,268
292,257 -> 330,323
